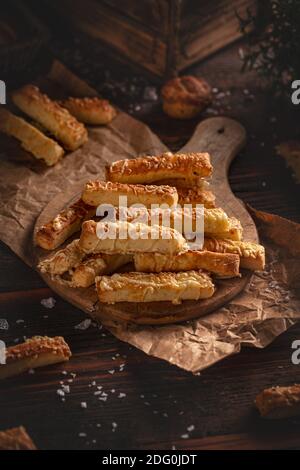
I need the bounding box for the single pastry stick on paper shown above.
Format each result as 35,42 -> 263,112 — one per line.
134,250 -> 240,278
96,270 -> 215,304
107,151 -> 212,184
38,239 -> 84,275
35,199 -> 96,250
12,85 -> 88,150
71,253 -> 132,287
81,180 -> 178,208
203,238 -> 265,271
206,217 -> 243,241
79,220 -> 188,255
60,97 -> 116,125
177,187 -> 216,208
0,336 -> 71,380
0,108 -> 64,166
0,426 -> 37,450
255,384 -> 300,419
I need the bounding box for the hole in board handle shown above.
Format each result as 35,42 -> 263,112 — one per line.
217,127 -> 225,134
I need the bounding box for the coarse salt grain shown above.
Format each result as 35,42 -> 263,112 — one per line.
75,319 -> 92,330
41,297 -> 56,309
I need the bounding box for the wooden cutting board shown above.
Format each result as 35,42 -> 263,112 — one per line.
34,116 -> 258,325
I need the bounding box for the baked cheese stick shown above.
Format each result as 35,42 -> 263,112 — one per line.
82,180 -> 178,208
12,85 -> 88,151
72,254 -> 132,287
38,239 -> 85,275
134,250 -> 240,278
96,270 -> 214,304
206,217 -> 243,241
79,220 -> 187,255
35,199 -> 96,250
155,177 -> 210,189
0,336 -> 71,380
114,206 -> 230,235
177,187 -> 216,208
0,108 -> 64,166
61,97 -> 116,125
107,151 -> 212,184
203,238 -> 265,271
0,426 -> 37,450
255,384 -> 300,419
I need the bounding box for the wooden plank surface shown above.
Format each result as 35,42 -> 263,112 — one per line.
1,21 -> 300,449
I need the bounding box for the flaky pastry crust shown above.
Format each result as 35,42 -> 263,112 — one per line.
96,270 -> 214,304
107,151 -> 212,184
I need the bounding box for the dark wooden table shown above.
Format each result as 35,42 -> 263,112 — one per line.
1,26 -> 300,450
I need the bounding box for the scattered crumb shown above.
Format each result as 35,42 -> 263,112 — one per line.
57,389 -> 65,397
118,393 -> 126,398
79,432 -> 87,437
28,368 -> 35,375
181,434 -> 189,439
81,402 -> 87,409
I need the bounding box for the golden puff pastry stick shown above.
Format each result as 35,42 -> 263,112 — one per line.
255,384 -> 300,419
71,253 -> 132,288
134,250 -> 240,278
0,336 -> 71,380
107,151 -> 212,184
177,187 -> 216,208
12,85 -> 88,151
60,97 -> 116,125
0,426 -> 37,450
81,180 -> 178,208
203,238 -> 265,271
96,270 -> 214,304
0,108 -> 64,166
38,239 -> 85,275
113,206 -> 229,235
79,220 -> 188,255
206,217 -> 243,241
35,199 -> 96,250
155,177 -> 210,189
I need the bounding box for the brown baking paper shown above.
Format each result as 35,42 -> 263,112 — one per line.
0,61 -> 300,373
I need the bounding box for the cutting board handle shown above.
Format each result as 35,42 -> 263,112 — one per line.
180,117 -> 246,186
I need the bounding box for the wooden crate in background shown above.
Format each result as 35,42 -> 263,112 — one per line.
45,0 -> 256,78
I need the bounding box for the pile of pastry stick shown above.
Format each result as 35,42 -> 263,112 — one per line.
37,151 -> 265,306
0,84 -> 116,165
